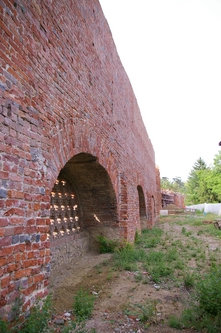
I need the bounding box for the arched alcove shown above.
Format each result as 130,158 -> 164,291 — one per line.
49,152 -> 119,273
137,185 -> 147,229
60,153 -> 118,227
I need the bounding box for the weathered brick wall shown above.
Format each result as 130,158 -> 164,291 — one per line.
174,193 -> 185,209
0,0 -> 158,319
155,166 -> 162,213
50,232 -> 90,269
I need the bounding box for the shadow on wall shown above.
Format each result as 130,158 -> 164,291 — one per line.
137,185 -> 147,229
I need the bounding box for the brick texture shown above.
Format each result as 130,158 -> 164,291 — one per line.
0,0 -> 159,319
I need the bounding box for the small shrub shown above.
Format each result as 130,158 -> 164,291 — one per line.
196,266 -> 221,316
180,308 -> 196,328
177,266 -> 221,332
183,272 -> 195,289
0,320 -> 8,333
168,315 -> 183,329
97,235 -> 119,253
21,295 -> 52,333
0,295 -> 52,333
73,289 -> 95,321
150,264 -> 173,283
97,235 -> 134,254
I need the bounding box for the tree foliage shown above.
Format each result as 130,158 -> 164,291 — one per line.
161,176 -> 185,194
185,152 -> 221,205
161,152 -> 221,205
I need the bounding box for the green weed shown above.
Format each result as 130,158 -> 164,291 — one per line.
181,227 -> 192,236
166,248 -> 178,262
168,315 -> 183,329
172,265 -> 221,333
173,259 -> 185,270
149,264 -> 173,283
0,295 -> 52,333
113,247 -> 145,271
0,320 -> 8,333
196,265 -> 221,316
183,272 -> 195,289
73,289 -> 95,321
97,235 -> 119,253
142,228 -> 164,237
145,250 -> 165,264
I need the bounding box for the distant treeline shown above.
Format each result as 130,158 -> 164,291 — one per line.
161,151 -> 221,205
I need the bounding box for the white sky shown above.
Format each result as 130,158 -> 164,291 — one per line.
99,0 -> 221,181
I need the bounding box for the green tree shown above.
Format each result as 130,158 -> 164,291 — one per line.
197,169 -> 214,203
161,177 -> 185,194
172,177 -> 185,193
213,151 -> 221,173
186,153 -> 221,204
185,157 -> 208,204
205,151 -> 221,202
161,177 -> 172,190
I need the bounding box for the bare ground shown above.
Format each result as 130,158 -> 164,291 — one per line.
49,216 -> 221,333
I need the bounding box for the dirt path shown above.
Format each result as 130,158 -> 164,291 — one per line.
49,216 -> 221,332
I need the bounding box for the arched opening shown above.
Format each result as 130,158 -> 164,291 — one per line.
137,185 -> 147,229
49,153 -> 119,273
151,195 -> 156,222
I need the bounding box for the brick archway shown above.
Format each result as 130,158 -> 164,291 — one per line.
137,185 -> 147,229
49,152 -> 119,274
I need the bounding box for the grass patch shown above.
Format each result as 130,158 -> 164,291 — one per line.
113,246 -> 146,271
204,224 -> 221,238
136,228 -> 164,248
170,265 -> 221,333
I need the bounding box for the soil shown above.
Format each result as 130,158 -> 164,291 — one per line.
49,216 -> 221,333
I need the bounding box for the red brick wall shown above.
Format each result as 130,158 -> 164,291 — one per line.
174,193 -> 185,209
0,0 -> 157,318
155,166 -> 161,214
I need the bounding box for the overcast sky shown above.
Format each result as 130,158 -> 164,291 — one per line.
99,0 -> 221,181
